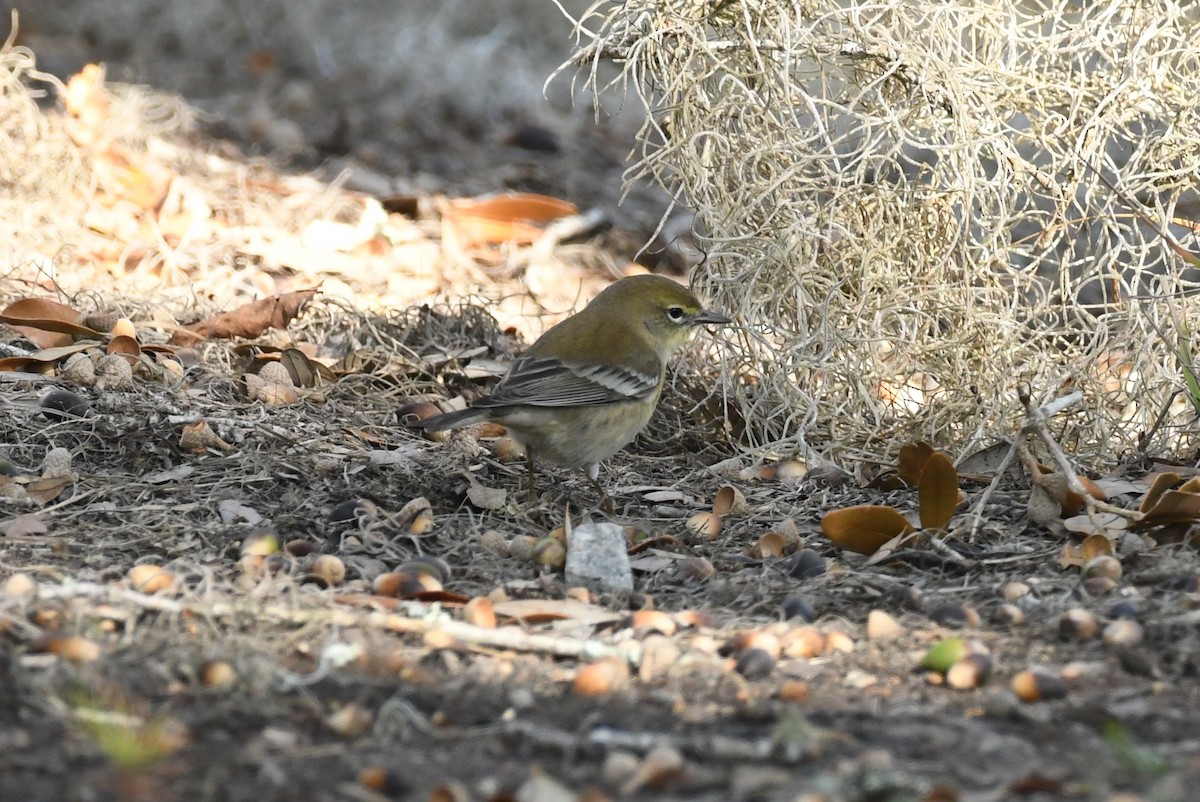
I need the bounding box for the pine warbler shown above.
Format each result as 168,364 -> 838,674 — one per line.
418,274 -> 730,509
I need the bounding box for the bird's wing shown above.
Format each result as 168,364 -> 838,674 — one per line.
474,356 -> 659,408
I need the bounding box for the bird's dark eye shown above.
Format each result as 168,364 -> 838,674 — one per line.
667,306 -> 686,322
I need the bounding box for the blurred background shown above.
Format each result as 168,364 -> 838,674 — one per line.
11,0 -> 667,236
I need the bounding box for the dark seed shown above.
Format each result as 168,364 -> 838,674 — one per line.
41,389 -> 90,419
734,648 -> 776,680
781,595 -> 816,622
784,549 -> 825,581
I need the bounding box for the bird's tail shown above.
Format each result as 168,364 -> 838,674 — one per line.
413,407 -> 486,433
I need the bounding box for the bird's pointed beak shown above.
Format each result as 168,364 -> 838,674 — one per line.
693,308 -> 732,326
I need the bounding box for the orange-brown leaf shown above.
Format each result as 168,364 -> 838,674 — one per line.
918,451 -> 958,532
170,289 -> 318,345
444,192 -> 577,248
0,299 -> 101,349
1134,488 -> 1200,530
821,505 -> 915,555
1139,472 -> 1182,513
897,441 -> 935,487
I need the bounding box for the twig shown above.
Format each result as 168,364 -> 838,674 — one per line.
1016,385 -> 1141,523
32,582 -> 640,666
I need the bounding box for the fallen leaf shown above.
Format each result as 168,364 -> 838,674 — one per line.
1135,488 -> 1200,530
1062,512 -> 1129,536
170,289 -> 319,344
490,598 -> 622,626
897,441 -> 935,487
443,192 -> 577,249
25,475 -> 73,505
821,505 -> 915,555
3,513 -> 48,537
918,451 -> 958,532
1139,472 -> 1181,513
0,298 -> 102,349
465,476 -> 506,510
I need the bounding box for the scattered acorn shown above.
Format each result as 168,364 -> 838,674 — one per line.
329,497 -> 378,524
127,564 -> 174,595
775,460 -> 808,481
946,654 -> 993,689
309,555 -> 346,588
777,679 -> 809,703
685,511 -> 721,540
240,530 -> 280,557
1103,619 -> 1144,649
38,634 -> 101,664
1081,555 -> 1122,583
824,630 -> 855,653
1011,668 -> 1067,702
712,485 -> 747,517
780,627 -> 826,658
2,573 -> 36,598
198,659 -> 238,690
398,497 -> 435,535
325,703 -> 373,737
573,656 -> 630,696
532,537 -> 567,571
991,603 -> 1025,627
866,609 -> 903,641
1058,608 -> 1100,641
285,539 -> 317,557
359,766 -> 411,798
1002,581 -> 1031,602
373,570 -> 440,598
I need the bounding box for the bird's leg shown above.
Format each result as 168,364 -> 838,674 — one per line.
585,463 -> 614,516
525,447 -> 539,504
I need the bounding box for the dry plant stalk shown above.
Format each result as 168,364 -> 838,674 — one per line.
557,0 -> 1200,465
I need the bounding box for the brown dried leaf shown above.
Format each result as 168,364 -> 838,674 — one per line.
444,192 -> 577,249
897,441 -> 935,487
25,475 -> 73,505
490,598 -> 623,626
821,505 -> 915,555
280,347 -> 334,388
1138,472 -> 1181,513
0,298 -> 102,348
918,451 -> 958,532
170,289 -> 318,344
1134,488 -> 1200,530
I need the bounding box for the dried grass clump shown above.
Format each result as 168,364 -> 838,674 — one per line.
0,24 -> 83,264
559,0 -> 1200,465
